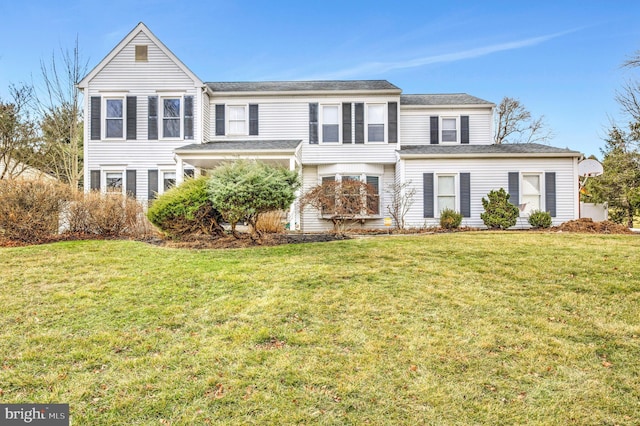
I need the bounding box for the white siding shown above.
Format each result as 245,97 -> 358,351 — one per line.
202,92 -> 210,142
207,95 -> 400,165
399,107 -> 493,146
402,157 -> 578,228
84,31 -> 202,200
299,164 -> 396,232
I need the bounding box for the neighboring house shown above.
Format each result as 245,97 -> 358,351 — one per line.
0,158 -> 55,181
78,22 -> 581,231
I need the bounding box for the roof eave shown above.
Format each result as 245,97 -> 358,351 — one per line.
207,89 -> 402,97
398,152 -> 582,159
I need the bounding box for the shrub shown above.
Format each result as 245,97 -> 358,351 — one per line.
147,176 -> 224,238
208,161 -> 300,238
0,179 -> 71,242
63,191 -> 151,237
439,208 -> 463,229
528,210 -> 552,228
480,188 -> 519,229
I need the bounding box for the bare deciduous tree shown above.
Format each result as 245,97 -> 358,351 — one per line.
386,180 -> 415,230
494,96 -> 553,144
37,38 -> 87,189
0,85 -> 40,179
301,179 -> 378,234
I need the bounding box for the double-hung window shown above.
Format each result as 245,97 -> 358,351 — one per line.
228,105 -> 247,135
441,117 -> 458,143
321,105 -> 340,143
320,174 -> 381,216
367,104 -> 385,142
105,99 -> 124,138
163,171 -> 177,192
106,172 -> 123,194
162,98 -> 181,138
521,174 -> 541,214
437,175 -> 456,213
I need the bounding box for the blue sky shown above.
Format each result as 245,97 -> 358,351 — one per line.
1,0 -> 639,157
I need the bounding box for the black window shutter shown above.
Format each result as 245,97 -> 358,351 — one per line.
430,116 -> 439,144
388,102 -> 398,144
215,104 -> 225,136
460,172 -> 471,217
423,173 -> 434,218
342,102 -> 352,144
355,103 -> 364,144
309,103 -> 318,144
184,96 -> 194,140
90,170 -> 101,190
148,169 -> 158,201
508,172 -> 519,206
461,115 -> 469,144
249,104 -> 259,136
126,96 -> 137,140
90,96 -> 101,140
545,172 -> 556,217
126,169 -> 137,197
184,169 -> 195,178
148,96 -> 158,140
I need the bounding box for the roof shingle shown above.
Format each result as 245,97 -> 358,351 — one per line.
206,80 -> 401,93
401,94 -> 494,106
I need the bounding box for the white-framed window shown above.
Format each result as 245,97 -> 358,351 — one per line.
321,105 -> 340,143
521,173 -> 541,215
437,174 -> 457,214
441,117 -> 458,143
162,171 -> 176,193
162,97 -> 181,139
105,172 -> 123,194
367,104 -> 385,143
105,98 -> 124,139
319,173 -> 381,216
228,105 -> 247,135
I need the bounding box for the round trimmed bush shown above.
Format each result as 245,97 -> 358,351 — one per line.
439,208 -> 463,229
147,176 -> 224,238
528,210 -> 552,229
480,188 -> 519,229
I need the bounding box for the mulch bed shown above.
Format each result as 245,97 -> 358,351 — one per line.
1,219 -> 634,249
551,218 -> 634,234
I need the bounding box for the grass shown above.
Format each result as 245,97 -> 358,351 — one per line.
0,232 -> 639,425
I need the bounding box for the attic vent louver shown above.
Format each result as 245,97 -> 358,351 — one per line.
135,45 -> 148,62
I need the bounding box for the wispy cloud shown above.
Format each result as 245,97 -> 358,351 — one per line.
303,29 -> 578,80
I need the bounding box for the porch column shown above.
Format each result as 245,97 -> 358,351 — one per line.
176,156 -> 184,185
289,157 -> 299,230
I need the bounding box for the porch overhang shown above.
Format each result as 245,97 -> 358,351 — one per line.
174,139 -> 303,169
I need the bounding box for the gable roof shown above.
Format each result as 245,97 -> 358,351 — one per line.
206,80 -> 401,94
78,22 -> 203,88
401,94 -> 494,106
399,143 -> 581,158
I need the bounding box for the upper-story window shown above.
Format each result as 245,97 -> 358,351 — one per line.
441,117 -> 458,143
105,98 -> 124,138
321,105 -> 340,143
162,98 -> 181,138
367,104 -> 385,143
228,105 -> 247,135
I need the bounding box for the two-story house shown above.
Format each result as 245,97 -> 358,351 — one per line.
78,23 -> 581,231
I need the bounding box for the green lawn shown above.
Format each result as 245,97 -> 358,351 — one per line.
1,233 -> 639,425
